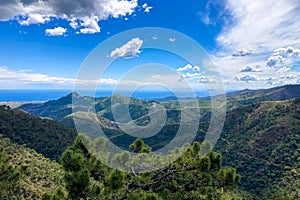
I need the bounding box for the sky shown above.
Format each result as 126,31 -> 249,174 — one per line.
0,0 -> 300,92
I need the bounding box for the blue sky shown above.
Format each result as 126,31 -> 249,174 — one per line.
0,0 -> 300,91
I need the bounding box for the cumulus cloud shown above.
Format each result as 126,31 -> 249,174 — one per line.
274,46 -> 300,57
78,16 -> 100,34
0,0 -> 139,34
110,38 -> 143,58
18,14 -> 50,25
234,74 -> 259,82
142,3 -> 153,13
177,64 -> 193,72
170,38 -> 176,42
45,27 -> 66,36
266,46 -> 300,67
69,18 -> 79,29
232,49 -> 252,57
240,65 -> 262,72
266,55 -> 285,67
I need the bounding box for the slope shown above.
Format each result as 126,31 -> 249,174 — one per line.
0,135 -> 64,199
0,105 -> 77,160
214,98 -> 300,198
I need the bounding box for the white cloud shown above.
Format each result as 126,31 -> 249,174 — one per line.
217,0 -> 300,53
180,72 -> 202,80
193,66 -> 201,72
240,65 -> 262,72
0,66 -> 116,88
277,67 -> 291,73
142,3 -> 153,13
45,27 -> 67,36
234,74 -> 259,82
78,16 -> 100,34
210,1 -> 300,90
177,64 -> 193,72
274,46 -> 300,57
152,35 -> 158,40
279,74 -> 296,80
232,49 -> 252,57
18,14 -> 50,25
266,55 -> 285,67
110,38 -> 143,58
266,46 -> 300,67
69,18 -> 79,29
170,38 -> 176,42
0,0 -> 139,34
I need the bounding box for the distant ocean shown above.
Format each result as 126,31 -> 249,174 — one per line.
0,90 -> 209,102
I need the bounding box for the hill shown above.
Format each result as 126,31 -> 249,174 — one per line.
214,98 -> 300,198
0,105 -> 77,160
0,135 -> 64,199
18,92 -> 155,122
225,84 -> 300,110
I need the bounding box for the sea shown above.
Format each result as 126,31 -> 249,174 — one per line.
0,90 -> 210,102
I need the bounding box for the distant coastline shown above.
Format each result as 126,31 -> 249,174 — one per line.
0,89 -> 210,102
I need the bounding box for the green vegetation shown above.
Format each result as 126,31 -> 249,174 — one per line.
44,135 -> 241,200
215,98 -> 300,198
0,135 -> 64,199
7,84 -> 300,198
0,105 -> 77,160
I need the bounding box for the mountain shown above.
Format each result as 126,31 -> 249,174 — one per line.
214,98 -> 300,198
0,135 -> 64,199
18,92 -> 156,122
18,85 -> 300,123
0,105 -> 77,160
225,84 -> 300,110
18,92 -> 81,121
227,84 -> 300,101
14,84 -> 300,198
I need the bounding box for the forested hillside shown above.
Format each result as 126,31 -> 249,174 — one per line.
0,105 -> 77,160
215,98 -> 300,198
0,135 -> 64,199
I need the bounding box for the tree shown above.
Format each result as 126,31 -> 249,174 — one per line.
54,135 -> 241,199
130,138 -> 152,153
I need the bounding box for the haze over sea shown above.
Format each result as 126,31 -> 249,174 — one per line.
0,90 -> 210,102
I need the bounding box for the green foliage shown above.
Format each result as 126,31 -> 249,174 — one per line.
215,99 -> 300,197
0,105 -> 77,160
127,190 -> 163,200
0,135 -> 65,199
61,143 -> 91,199
105,170 -> 125,191
0,145 -> 24,197
55,136 -> 241,199
130,138 -> 152,153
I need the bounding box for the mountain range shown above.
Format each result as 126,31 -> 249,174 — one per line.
1,84 -> 300,198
